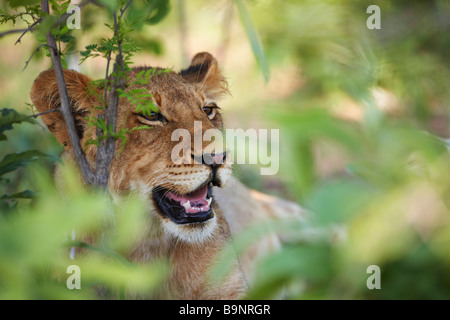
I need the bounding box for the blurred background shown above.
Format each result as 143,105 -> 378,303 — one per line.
1,0 -> 449,299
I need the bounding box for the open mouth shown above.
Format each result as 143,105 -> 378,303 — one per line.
152,183 -> 214,224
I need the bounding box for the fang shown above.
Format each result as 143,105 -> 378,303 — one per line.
182,201 -> 191,210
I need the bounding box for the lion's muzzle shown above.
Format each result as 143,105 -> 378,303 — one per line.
152,183 -> 214,224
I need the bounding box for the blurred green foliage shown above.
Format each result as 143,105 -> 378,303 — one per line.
234,0 -> 450,299
1,0 -> 450,300
0,109 -> 166,299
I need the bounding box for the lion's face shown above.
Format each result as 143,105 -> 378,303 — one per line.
31,52 -> 232,243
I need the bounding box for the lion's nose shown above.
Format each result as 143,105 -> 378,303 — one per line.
192,152 -> 227,168
206,152 -> 227,167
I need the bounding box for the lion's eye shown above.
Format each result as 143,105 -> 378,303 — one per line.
203,104 -> 218,119
142,112 -> 159,121
137,111 -> 164,125
203,107 -> 213,116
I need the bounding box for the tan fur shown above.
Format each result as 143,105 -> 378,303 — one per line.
30,52 -> 304,299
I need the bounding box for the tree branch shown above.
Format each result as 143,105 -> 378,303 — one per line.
41,0 -> 96,185
0,28 -> 28,40
95,10 -> 127,187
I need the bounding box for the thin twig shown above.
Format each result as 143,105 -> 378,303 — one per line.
22,43 -> 47,71
30,107 -> 61,118
103,50 -> 112,105
15,18 -> 42,45
0,28 -> 28,39
113,12 -> 126,71
120,0 -> 133,19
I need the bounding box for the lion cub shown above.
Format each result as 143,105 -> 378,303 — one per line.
30,52 -> 302,299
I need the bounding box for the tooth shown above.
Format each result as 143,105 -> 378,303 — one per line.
207,198 -> 212,206
182,201 -> 191,210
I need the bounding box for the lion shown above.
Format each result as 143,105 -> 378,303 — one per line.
30,52 -> 304,299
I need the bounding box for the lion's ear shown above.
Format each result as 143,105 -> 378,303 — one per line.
180,52 -> 229,99
30,69 -> 99,148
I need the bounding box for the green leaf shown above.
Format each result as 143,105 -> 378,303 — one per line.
0,108 -> 36,141
61,58 -> 68,69
67,241 -> 134,267
144,0 -> 170,25
234,0 -> 270,83
95,0 -> 121,12
248,244 -> 332,299
0,150 -> 49,177
6,0 -> 41,8
272,108 -> 362,152
0,190 -> 37,200
59,32 -> 75,44
305,180 -> 374,226
35,14 -> 58,40
136,69 -> 146,81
